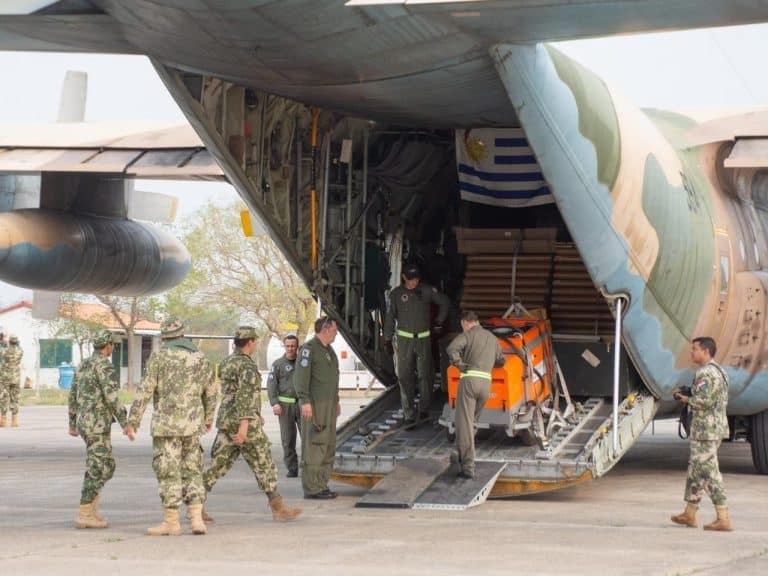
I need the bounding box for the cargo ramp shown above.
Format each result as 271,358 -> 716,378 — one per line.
333,388 -> 658,507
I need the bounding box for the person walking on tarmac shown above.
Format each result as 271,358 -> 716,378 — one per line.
294,316 -> 341,499
446,310 -> 505,479
68,330 -> 133,529
384,263 -> 449,424
202,327 -> 302,523
267,334 -> 301,477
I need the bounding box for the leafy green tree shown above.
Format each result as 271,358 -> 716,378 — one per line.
168,201 -> 315,343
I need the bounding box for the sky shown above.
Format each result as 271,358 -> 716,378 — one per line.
0,22 -> 766,305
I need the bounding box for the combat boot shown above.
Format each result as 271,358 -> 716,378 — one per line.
185,504 -> 214,523
704,505 -> 733,531
11,414 -> 18,427
269,495 -> 302,522
91,494 -> 105,522
75,503 -> 108,529
671,502 -> 698,527
147,508 -> 182,536
187,504 -> 207,535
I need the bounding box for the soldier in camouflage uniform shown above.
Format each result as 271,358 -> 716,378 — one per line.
202,326 -> 302,522
68,329 -> 132,529
671,336 -> 733,531
295,316 -> 341,499
126,318 -> 217,536
384,263 -> 449,423
446,310 -> 506,479
0,335 -> 24,427
0,332 -> 6,427
267,334 -> 301,477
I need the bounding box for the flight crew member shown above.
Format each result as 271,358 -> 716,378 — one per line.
446,310 -> 505,479
383,263 -> 449,423
267,334 -> 301,477
202,327 -> 302,522
0,335 -> 24,427
126,318 -> 217,536
68,330 -> 133,529
671,336 -> 733,531
294,316 -> 341,499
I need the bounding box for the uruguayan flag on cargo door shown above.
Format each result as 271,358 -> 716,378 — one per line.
455,128 -> 554,208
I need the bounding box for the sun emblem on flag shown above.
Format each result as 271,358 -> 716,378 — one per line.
463,130 -> 487,163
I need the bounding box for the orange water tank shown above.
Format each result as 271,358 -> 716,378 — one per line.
446,317 -> 552,414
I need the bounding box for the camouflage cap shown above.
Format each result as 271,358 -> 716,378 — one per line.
8,334 -> 19,344
91,329 -> 114,348
161,317 -> 186,339
234,326 -> 258,340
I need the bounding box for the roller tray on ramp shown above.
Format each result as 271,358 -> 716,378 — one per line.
356,458 -> 506,511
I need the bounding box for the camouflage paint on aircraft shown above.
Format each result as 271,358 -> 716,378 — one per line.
491,43 -> 743,407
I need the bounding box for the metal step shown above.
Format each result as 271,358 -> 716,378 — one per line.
356,458 -> 450,509
412,461 -> 507,511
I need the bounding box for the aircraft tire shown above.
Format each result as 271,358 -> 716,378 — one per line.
751,409 -> 768,475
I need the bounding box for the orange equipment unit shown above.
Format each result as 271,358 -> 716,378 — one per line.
443,317 -> 554,436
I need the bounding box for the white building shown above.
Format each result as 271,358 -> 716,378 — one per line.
0,300 -> 160,389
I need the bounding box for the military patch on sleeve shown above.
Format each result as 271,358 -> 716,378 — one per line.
696,379 -> 707,389
300,358 -> 309,367
285,364 -> 292,372
301,348 -> 310,358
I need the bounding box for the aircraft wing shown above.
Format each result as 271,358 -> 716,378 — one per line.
0,122 -> 224,180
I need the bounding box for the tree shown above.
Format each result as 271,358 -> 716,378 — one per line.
168,200 -> 315,345
49,294 -> 104,361
95,295 -> 162,390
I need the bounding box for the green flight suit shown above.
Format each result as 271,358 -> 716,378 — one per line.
294,336 -> 339,496
129,339 -> 217,509
384,282 -> 449,419
68,352 -> 128,504
684,361 -> 729,506
447,325 -> 505,476
267,355 -> 300,475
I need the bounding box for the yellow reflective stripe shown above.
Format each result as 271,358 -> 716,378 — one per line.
460,370 -> 492,380
278,395 -> 297,404
397,329 -> 431,339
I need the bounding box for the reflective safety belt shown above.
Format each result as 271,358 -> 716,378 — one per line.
397,329 -> 431,339
278,395 -> 297,404
460,370 -> 492,380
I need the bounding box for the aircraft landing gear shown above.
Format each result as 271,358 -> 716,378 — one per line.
751,409 -> 768,474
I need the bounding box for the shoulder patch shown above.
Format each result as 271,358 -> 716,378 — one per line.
696,379 -> 707,389
300,358 -> 309,367
301,348 -> 310,358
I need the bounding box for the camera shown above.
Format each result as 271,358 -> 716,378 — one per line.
674,385 -> 692,400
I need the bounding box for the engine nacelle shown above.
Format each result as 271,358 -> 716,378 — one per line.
0,209 -> 190,295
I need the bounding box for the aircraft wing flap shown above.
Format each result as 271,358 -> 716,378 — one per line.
0,146 -> 224,180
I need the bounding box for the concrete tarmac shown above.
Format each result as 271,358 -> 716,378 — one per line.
0,400 -> 766,576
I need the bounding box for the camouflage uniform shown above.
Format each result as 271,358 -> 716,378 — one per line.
0,339 -> 23,419
129,329 -> 216,509
68,334 -> 127,504
446,325 -> 505,477
294,335 -> 340,497
384,282 -> 449,420
684,361 -> 729,506
203,339 -> 278,498
267,354 -> 300,475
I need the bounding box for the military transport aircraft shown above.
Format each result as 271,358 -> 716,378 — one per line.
2,1 -> 768,506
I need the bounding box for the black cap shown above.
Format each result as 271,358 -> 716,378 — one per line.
403,263 -> 421,280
